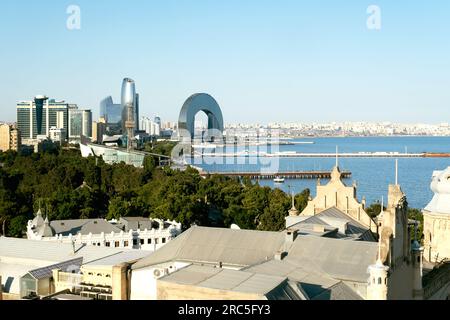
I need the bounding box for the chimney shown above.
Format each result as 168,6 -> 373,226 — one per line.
285,229 -> 299,245
275,251 -> 288,261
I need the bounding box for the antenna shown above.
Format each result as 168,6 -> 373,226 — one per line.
335,145 -> 339,167
395,159 -> 398,185
377,195 -> 384,263
291,186 -> 295,209
377,231 -> 383,263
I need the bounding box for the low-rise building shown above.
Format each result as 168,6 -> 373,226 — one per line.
0,237 -> 150,300
0,123 -> 21,152
26,211 -> 182,252
49,126 -> 67,143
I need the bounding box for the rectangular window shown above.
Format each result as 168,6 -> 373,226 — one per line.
155,238 -> 159,244
140,239 -> 145,245
105,242 -> 110,247
162,238 -> 166,244
115,241 -> 120,248
124,241 -> 129,247
133,239 -> 138,246
148,238 -> 152,244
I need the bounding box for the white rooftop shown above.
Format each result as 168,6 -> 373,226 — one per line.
424,167 -> 450,214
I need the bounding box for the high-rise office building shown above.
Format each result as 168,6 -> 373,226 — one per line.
140,117 -> 161,137
82,110 -> 92,138
0,124 -> 21,152
100,96 -> 122,133
69,109 -> 83,139
121,78 -> 139,136
17,97 -> 73,141
92,120 -> 107,144
135,93 -> 140,131
68,109 -> 92,142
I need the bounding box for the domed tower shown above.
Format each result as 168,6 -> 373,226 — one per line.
423,167 -> 450,263
367,239 -> 390,300
411,239 -> 424,300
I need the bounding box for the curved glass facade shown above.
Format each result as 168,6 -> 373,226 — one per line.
121,78 -> 139,135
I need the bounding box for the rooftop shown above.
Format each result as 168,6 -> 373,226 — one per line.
132,226 -> 286,270
49,219 -> 123,236
159,264 -> 300,299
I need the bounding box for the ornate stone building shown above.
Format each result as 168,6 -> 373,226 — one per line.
423,167 -> 450,263
26,209 -> 182,252
287,166 -> 378,235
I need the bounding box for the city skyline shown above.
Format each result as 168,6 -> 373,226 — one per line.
1,1 -> 450,124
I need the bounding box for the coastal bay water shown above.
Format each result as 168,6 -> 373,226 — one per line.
189,136 -> 450,209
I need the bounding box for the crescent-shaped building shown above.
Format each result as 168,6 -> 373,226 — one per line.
178,93 -> 224,141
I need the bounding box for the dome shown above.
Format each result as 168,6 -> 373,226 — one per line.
424,167 -> 450,214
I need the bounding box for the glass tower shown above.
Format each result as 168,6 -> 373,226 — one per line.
100,96 -> 123,132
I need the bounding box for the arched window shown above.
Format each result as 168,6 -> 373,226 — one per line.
378,277 -> 382,285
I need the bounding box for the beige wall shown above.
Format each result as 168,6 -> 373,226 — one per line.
157,281 -> 264,300
0,124 -> 21,152
301,167 -> 377,233
423,211 -> 450,263
387,263 -> 414,300
0,124 -> 11,151
112,264 -> 128,300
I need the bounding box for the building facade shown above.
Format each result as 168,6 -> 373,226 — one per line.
17,97 -> 74,142
26,210 -> 182,252
92,120 -> 107,143
423,167 -> 450,263
0,123 -> 21,152
121,78 -> 139,135
141,117 -> 161,137
68,109 -> 92,142
48,127 -> 67,144
100,96 -> 123,134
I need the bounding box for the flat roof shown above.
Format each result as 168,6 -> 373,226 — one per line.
159,264 -> 288,296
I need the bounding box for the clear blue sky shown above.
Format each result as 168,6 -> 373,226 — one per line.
1,1 -> 449,124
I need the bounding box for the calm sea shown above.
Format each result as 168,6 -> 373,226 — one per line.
188,136 -> 450,209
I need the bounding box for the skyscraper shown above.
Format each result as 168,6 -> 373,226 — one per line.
68,109 -> 92,142
17,97 -> 72,141
82,110 -> 92,138
121,78 -> 139,136
34,95 -> 48,135
99,96 -> 122,133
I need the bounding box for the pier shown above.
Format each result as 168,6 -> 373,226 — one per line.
194,152 -> 450,158
199,170 -> 352,180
